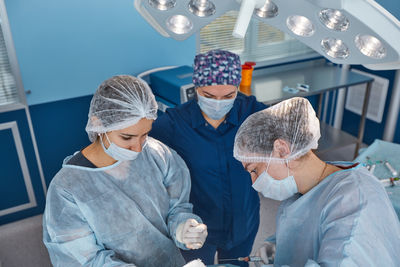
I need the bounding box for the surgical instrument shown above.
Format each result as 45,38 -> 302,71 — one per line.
380,177 -> 400,187
369,164 -> 376,174
384,161 -> 399,177
219,256 -> 271,262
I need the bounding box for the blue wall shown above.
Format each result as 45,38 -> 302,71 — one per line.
376,0 -> 400,20
4,0 -> 197,182
29,96 -> 92,186
5,0 -> 196,105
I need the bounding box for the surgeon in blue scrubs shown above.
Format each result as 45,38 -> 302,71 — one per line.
150,49 -> 267,266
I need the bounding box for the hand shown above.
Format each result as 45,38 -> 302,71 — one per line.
176,219 -> 208,249
182,259 -> 206,267
255,242 -> 276,264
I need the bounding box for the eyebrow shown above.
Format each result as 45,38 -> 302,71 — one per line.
203,90 -> 237,98
120,130 -> 151,137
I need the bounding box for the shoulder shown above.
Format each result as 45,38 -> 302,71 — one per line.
50,157 -> 83,187
167,100 -> 196,118
321,166 -> 388,215
235,93 -> 267,113
232,93 -> 266,124
145,137 -> 181,161
144,137 -> 188,171
154,100 -> 196,126
47,154 -> 99,196
328,166 -> 383,196
46,168 -> 78,203
146,137 -> 171,153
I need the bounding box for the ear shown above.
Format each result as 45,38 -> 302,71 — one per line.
272,139 -> 291,159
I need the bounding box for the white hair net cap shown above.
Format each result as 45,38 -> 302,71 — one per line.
234,97 -> 320,162
85,75 -> 158,142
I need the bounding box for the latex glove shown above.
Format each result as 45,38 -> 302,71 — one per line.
182,259 -> 206,267
255,241 -> 276,264
176,219 -> 207,249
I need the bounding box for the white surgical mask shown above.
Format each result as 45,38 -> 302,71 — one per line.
252,160 -> 298,201
100,133 -> 145,161
197,91 -> 236,120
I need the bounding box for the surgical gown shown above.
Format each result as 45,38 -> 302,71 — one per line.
272,163 -> 400,267
43,137 -> 201,267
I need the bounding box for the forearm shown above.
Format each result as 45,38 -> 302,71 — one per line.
45,234 -> 136,267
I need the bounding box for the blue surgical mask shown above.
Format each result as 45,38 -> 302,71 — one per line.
197,91 -> 236,120
100,133 -> 145,161
252,160 -> 298,201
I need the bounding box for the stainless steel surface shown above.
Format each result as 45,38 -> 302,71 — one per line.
316,122 -> 358,155
333,64 -> 350,129
383,69 -> 400,142
354,81 -> 372,158
317,93 -> 323,119
251,64 -> 373,105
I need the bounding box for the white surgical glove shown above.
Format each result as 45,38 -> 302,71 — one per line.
255,241 -> 276,264
176,219 -> 207,249
182,259 -> 206,267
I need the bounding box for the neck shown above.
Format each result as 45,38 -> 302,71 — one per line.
82,140 -> 117,167
291,152 -> 340,194
201,111 -> 225,129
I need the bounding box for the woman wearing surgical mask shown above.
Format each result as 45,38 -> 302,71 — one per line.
150,50 -> 266,266
43,75 -> 208,267
234,97 -> 400,266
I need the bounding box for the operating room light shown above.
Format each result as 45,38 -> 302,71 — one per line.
148,0 -> 176,11
355,34 -> 387,59
255,1 -> 278,19
166,15 -> 193,35
134,0 -> 400,69
319,9 -> 349,32
286,15 -> 315,37
188,0 -> 216,17
321,37 -> 349,59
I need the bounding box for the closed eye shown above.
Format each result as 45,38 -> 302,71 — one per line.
224,93 -> 235,99
204,93 -> 216,99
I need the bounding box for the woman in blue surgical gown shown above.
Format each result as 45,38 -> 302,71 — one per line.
42,75 -> 208,267
233,97 -> 400,267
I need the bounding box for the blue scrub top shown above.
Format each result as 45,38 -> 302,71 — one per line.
150,93 -> 266,248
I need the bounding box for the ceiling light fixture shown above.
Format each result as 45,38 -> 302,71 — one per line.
286,15 -> 315,37
319,8 -> 349,31
188,0 -> 216,17
321,37 -> 350,59
134,0 -> 400,70
166,15 -> 193,34
148,0 -> 176,11
255,1 -> 278,19
355,34 -> 386,59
